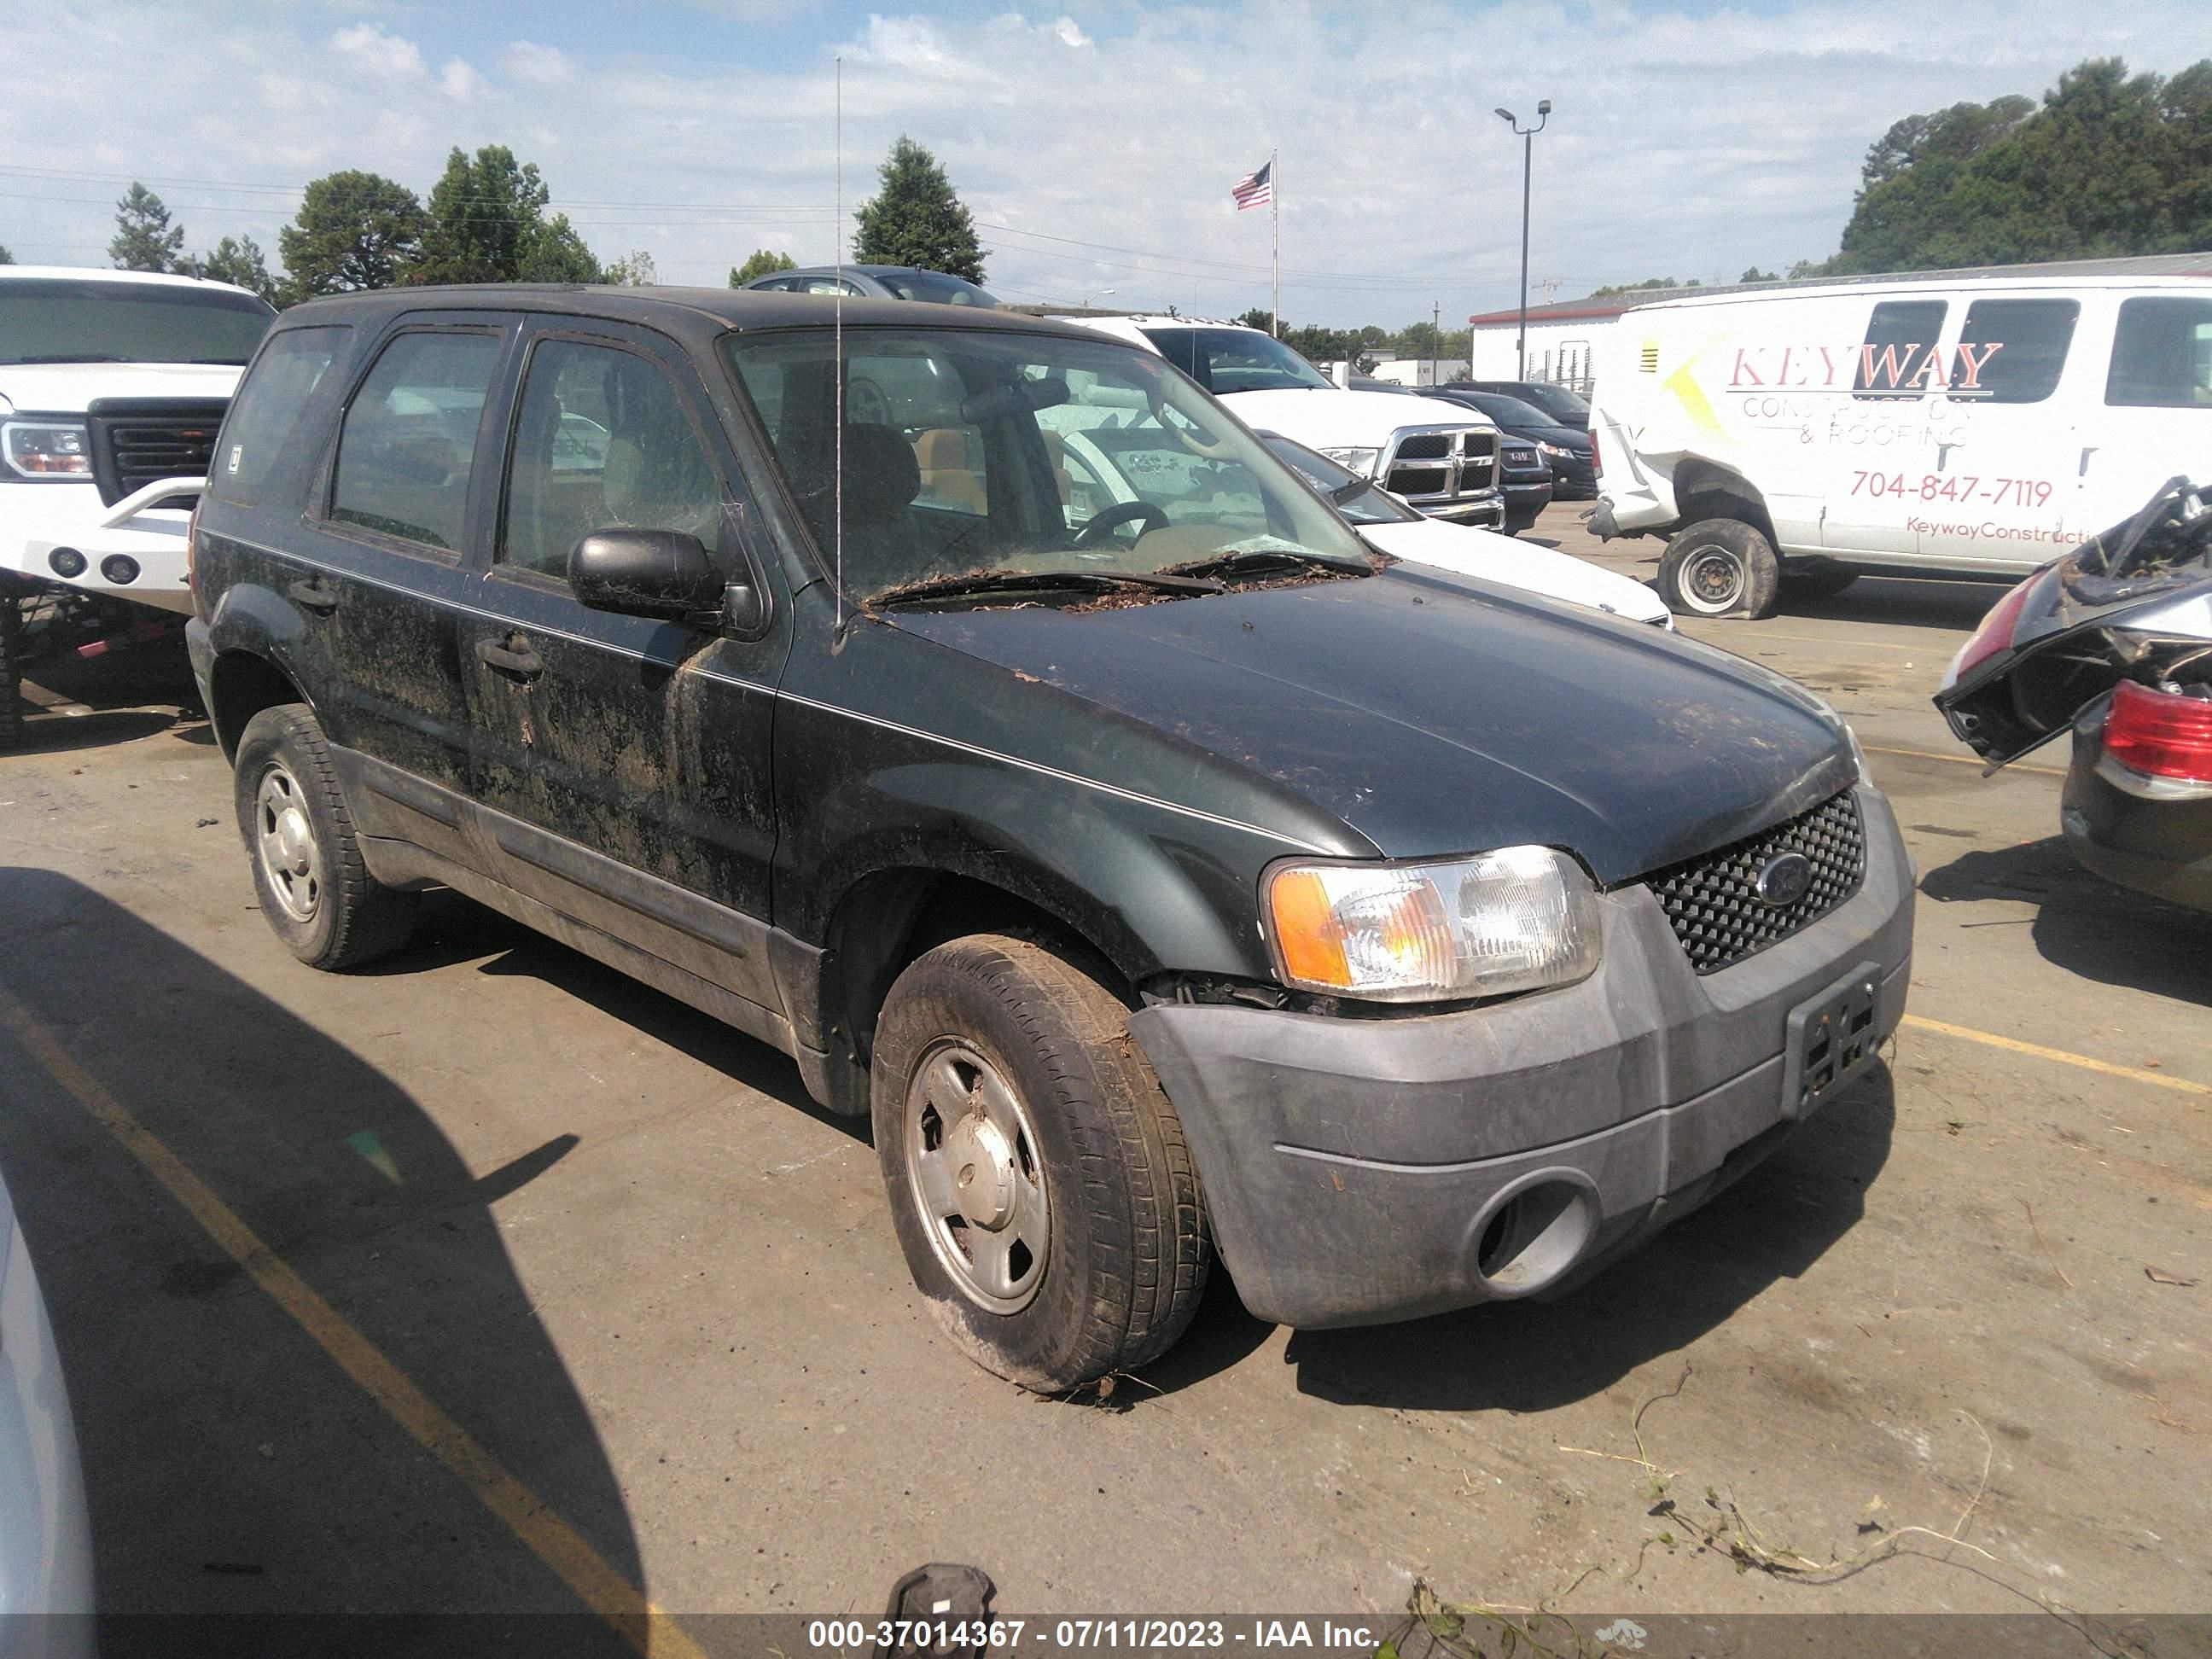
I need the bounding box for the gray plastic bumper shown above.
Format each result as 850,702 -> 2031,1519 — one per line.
1128,785 -> 1915,1329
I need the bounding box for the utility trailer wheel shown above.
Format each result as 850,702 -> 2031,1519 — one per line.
872,934 -> 1211,1391
1657,518 -> 1781,620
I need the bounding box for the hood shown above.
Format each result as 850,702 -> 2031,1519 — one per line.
894,566 -> 1854,884
1218,387 -> 1493,451
1357,517 -> 1672,626
0,360 -> 244,416
1936,477 -> 2212,765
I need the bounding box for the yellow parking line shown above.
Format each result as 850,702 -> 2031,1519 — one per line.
0,985 -> 705,1659
1864,743 -> 2066,777
1902,1014 -> 2211,1100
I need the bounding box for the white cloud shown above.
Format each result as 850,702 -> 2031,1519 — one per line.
502,40 -> 574,85
330,21 -> 425,79
2,2 -> 2202,323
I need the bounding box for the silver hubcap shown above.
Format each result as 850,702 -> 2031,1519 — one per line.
905,1040 -> 1050,1313
1681,545 -> 1746,613
253,763 -> 324,924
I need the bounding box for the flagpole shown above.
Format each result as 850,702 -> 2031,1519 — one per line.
1270,148 -> 1280,338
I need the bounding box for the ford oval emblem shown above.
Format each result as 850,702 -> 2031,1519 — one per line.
1755,852 -> 1814,908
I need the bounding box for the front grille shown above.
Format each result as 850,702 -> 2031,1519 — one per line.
1645,789 -> 1866,974
1395,433 -> 1452,460
84,397 -> 230,507
1388,465 -> 1450,496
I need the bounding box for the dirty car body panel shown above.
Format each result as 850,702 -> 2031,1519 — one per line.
188,287 -> 1913,1344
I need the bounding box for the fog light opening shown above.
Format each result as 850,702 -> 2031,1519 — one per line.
49,547 -> 87,579
100,555 -> 142,585
1475,1179 -> 1594,1295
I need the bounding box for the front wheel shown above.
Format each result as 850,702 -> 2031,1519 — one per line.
872,934 -> 1210,1390
233,703 -> 418,970
1657,517 -> 1780,619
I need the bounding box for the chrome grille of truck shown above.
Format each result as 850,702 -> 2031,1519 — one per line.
1382,425 -> 1499,509
1644,789 -> 1866,974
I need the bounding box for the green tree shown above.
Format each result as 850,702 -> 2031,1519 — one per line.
0,243 -> 13,265
1233,306 -> 1273,332
1586,276 -> 1697,300
602,249 -> 656,286
279,172 -> 425,297
413,145 -> 548,283
197,235 -> 278,303
730,248 -> 796,285
1830,58 -> 2212,272
1738,266 -> 1779,283
521,212 -> 602,283
110,183 -> 186,272
851,137 -> 985,282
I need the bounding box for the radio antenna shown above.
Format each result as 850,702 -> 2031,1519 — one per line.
833,54 -> 845,631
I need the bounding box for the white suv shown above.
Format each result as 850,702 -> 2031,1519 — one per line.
1074,315 -> 1505,529
1,266 -> 271,742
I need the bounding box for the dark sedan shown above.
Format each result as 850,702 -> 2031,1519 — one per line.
1467,379 -> 1592,429
740,264 -> 1000,307
1422,387 -> 1595,498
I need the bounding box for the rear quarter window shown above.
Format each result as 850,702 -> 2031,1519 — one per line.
2105,296 -> 2212,407
328,330 -> 504,553
207,325 -> 351,504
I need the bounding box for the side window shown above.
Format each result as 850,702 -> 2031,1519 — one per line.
1951,299 -> 2079,405
499,340 -> 723,581
2105,297 -> 2212,408
1853,300 -> 1947,399
210,325 -> 349,501
329,332 -> 503,551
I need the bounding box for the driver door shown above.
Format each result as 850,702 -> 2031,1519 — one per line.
463,318 -> 790,1012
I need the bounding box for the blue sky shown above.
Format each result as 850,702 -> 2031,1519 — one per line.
5,2 -> 2203,326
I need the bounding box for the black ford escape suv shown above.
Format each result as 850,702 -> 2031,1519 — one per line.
187,287 -> 1913,1390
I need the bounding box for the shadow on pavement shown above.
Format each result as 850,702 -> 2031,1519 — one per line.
1920,836 -> 2210,1006
1776,575 -> 2005,633
0,869 -> 641,1649
1272,1069 -> 1895,1412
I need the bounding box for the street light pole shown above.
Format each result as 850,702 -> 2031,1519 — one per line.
1083,287 -> 1115,314
1494,99 -> 1551,381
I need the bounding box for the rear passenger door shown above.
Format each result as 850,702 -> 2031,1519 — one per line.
280,317 -> 515,853
461,317 -> 789,1012
2082,291 -> 2212,526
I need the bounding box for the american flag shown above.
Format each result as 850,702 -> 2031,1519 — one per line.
1231,160 -> 1272,212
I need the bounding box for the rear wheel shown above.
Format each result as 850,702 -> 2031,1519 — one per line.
872,934 -> 1210,1390
233,703 -> 418,970
1657,517 -> 1780,619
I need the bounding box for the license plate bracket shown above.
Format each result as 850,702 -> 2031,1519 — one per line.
1779,962 -> 1883,1121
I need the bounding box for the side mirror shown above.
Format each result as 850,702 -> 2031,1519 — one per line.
570,530 -> 725,623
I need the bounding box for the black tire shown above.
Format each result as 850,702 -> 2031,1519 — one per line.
872,934 -> 1210,1390
0,597 -> 22,751
1657,517 -> 1781,620
233,703 -> 418,970
1781,565 -> 1860,602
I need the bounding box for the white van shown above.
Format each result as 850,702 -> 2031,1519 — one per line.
1587,273 -> 2212,616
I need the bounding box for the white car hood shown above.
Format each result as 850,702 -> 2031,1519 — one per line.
1220,387 -> 1489,450
0,360 -> 242,416
1358,516 -> 1673,626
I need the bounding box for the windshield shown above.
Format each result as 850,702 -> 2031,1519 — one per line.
1468,393 -> 1557,428
724,325 -> 1371,603
1260,432 -> 1418,526
1519,384 -> 1591,423
874,270 -> 999,308
1140,327 -> 1332,395
0,278 -> 274,366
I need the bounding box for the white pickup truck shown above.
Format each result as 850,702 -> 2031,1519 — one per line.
2,266 -> 273,744
1073,315 -> 1506,531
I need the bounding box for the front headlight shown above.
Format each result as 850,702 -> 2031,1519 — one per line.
1538,440 -> 1573,460
1846,723 -> 1874,788
3,420 -> 93,480
1317,445 -> 1382,478
1264,846 -> 1601,1003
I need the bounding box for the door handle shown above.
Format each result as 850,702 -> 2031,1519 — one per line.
287,576 -> 341,614
474,634 -> 544,681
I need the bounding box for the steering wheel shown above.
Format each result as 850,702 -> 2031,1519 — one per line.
1073,499 -> 1171,547
1144,384 -> 1240,462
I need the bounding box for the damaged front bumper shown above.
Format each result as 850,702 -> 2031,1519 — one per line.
1128,784 -> 1914,1330
4,477 -> 204,616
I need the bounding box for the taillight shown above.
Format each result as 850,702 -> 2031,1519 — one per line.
2104,680 -> 2212,783
1942,574 -> 2038,689
1589,427 -> 1601,479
